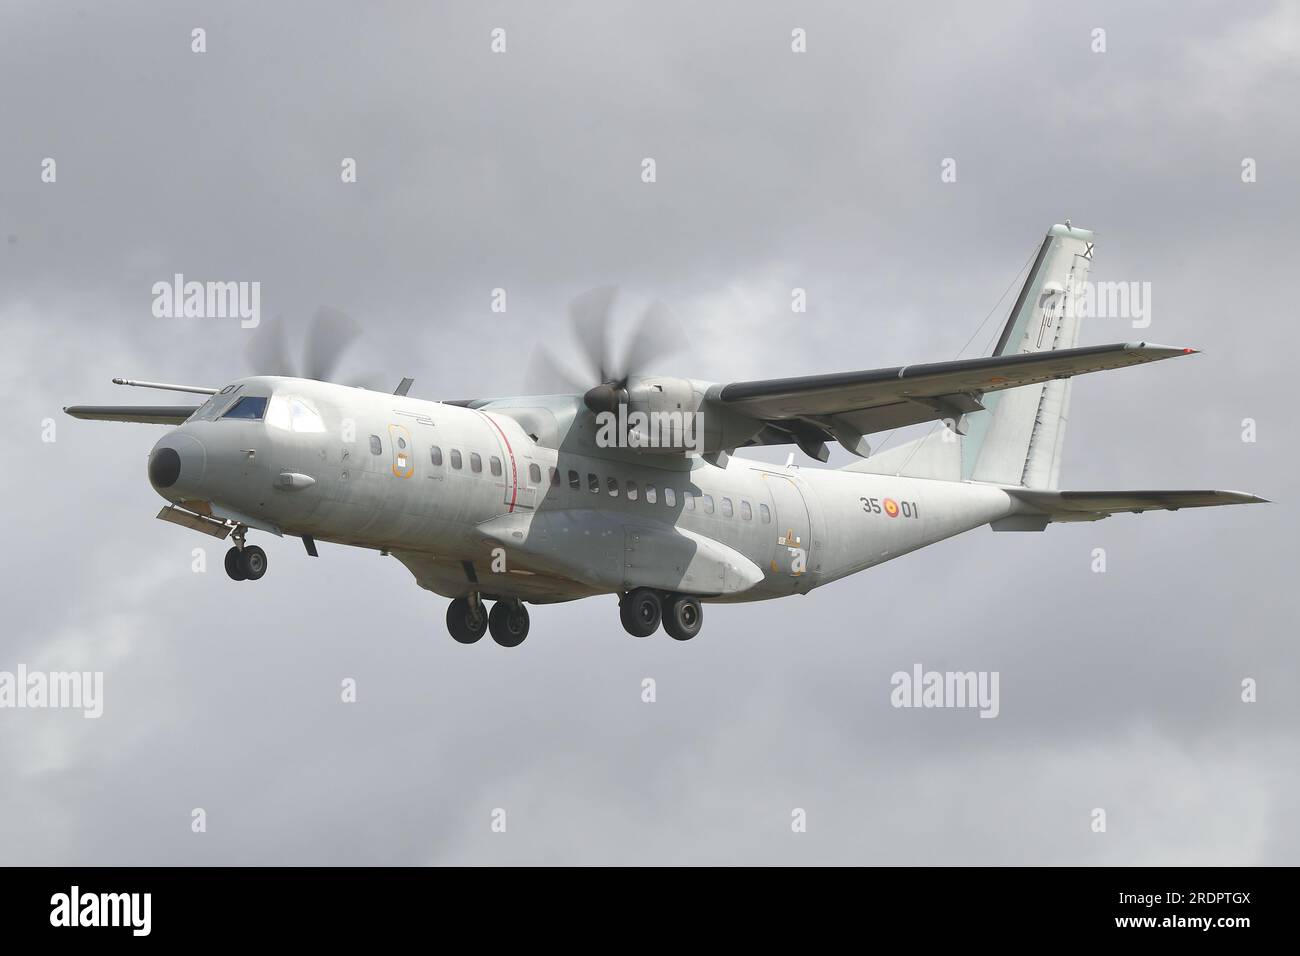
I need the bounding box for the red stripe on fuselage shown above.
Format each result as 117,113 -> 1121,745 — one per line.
479,412 -> 518,513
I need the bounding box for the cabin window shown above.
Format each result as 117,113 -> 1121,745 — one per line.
529,463 -> 542,484
646,485 -> 658,504
721,497 -> 734,517
607,476 -> 619,497
549,467 -> 560,487
470,452 -> 482,473
490,456 -> 502,477
759,503 -> 771,523
569,470 -> 581,490
663,488 -> 675,507
702,494 -> 715,515
221,395 -> 269,421
450,449 -> 463,470
369,435 -> 382,455
684,492 -> 695,511
588,473 -> 599,493
430,446 -> 443,466
626,481 -> 638,501
740,500 -> 753,520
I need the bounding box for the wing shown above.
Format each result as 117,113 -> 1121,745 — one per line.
64,405 -> 200,424
716,342 -> 1194,458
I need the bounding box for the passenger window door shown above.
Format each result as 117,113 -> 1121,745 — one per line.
387,424 -> 414,478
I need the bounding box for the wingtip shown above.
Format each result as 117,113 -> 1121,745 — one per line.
1224,490 -> 1270,504
1123,342 -> 1199,356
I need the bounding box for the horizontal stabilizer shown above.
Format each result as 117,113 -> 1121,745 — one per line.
64,405 -> 200,424
1007,488 -> 1268,523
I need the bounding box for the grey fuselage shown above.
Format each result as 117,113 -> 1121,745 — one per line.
150,377 -> 1022,603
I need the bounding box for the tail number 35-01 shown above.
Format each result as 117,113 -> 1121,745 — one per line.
861,496 -> 919,519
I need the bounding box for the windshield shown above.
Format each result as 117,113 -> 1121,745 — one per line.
265,395 -> 326,433
220,395 -> 270,420
187,384 -> 243,422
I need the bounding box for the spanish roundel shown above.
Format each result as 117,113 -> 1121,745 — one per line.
883,498 -> 899,517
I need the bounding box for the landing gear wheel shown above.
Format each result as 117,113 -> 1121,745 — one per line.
619,588 -> 662,638
446,597 -> 488,644
238,545 -> 268,581
224,547 -> 247,581
662,594 -> 703,641
488,601 -> 530,647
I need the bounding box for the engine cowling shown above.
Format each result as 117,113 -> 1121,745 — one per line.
586,376 -> 762,455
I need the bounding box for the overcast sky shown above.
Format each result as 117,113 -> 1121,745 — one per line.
1,0 -> 1296,865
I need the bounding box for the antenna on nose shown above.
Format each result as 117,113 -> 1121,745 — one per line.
113,378 -> 220,396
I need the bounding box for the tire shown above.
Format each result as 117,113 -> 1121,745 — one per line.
446,597 -> 487,644
488,601 -> 530,648
238,545 -> 268,581
619,588 -> 662,638
662,594 -> 703,641
224,547 -> 248,581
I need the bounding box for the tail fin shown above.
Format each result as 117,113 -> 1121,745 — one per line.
963,223 -> 1095,487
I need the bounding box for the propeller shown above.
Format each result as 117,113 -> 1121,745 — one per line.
527,287 -> 683,414
244,307 -> 373,386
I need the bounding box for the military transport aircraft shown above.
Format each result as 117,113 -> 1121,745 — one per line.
66,224 -> 1264,646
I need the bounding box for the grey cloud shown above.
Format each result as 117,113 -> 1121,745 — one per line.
0,0 -> 1295,864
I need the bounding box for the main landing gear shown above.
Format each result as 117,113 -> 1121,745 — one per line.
620,588 -> 703,641
224,526 -> 268,582
447,595 -> 530,648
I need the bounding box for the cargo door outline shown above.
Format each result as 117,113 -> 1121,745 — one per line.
756,472 -> 813,579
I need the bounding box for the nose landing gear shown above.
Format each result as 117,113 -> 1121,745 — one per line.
223,525 -> 268,581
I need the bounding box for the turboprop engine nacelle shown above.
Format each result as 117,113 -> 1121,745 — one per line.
585,375 -> 764,455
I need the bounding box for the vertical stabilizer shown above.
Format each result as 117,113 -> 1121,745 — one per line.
964,223 -> 1095,487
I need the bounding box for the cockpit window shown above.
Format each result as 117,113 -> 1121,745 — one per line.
265,395 -> 326,433
188,385 -> 243,422
220,396 -> 269,420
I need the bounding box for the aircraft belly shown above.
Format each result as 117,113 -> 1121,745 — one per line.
476,510 -> 763,596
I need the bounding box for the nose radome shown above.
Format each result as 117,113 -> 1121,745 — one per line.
149,447 -> 181,487
149,433 -> 206,496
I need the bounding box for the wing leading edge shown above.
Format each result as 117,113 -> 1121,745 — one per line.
716,342 -> 1195,441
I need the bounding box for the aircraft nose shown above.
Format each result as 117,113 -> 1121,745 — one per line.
149,446 -> 181,487
149,433 -> 206,496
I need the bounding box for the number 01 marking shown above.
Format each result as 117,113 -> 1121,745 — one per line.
860,497 -> 919,519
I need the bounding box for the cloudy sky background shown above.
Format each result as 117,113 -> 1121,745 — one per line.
0,0 -> 1295,864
